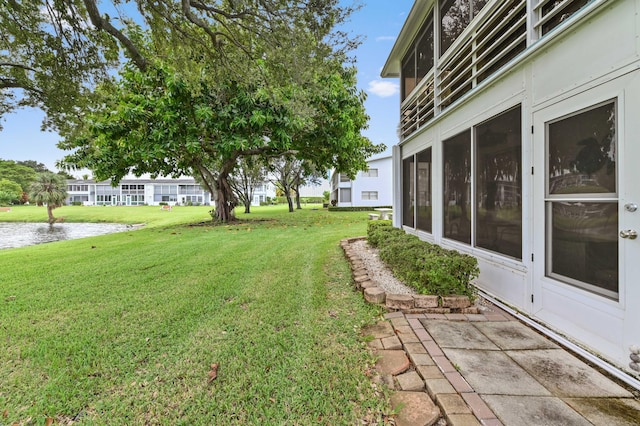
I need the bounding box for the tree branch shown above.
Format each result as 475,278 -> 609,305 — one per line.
82,0 -> 148,71
0,62 -> 36,72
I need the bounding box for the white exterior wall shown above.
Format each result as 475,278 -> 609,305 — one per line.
387,0 -> 640,382
331,156 -> 393,207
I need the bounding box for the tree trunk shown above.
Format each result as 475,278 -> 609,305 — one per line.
295,186 -> 302,210
286,194 -> 294,212
214,172 -> 236,222
47,205 -> 56,224
244,200 -> 251,214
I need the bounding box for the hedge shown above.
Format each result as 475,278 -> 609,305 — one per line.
367,221 -> 479,299
328,206 -> 392,212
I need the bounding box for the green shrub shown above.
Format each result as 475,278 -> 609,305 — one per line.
366,220 -> 398,247
328,206 -> 392,212
366,221 -> 479,299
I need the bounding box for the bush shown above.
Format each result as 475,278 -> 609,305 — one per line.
366,221 -> 479,299
327,206 -> 392,212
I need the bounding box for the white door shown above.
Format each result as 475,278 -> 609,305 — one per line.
532,73 -> 640,369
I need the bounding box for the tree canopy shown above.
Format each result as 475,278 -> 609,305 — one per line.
1,0 -> 359,132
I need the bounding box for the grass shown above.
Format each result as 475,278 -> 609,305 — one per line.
0,205 -> 389,425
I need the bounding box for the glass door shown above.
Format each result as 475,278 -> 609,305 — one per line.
545,100 -> 618,299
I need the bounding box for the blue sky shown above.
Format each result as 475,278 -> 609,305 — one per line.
0,1 -> 414,175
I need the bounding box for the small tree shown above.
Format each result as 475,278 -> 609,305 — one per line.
29,173 -> 68,224
292,161 -> 323,210
269,156 -> 301,213
229,157 -> 267,214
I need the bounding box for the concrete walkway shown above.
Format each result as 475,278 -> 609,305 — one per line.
364,302 -> 640,426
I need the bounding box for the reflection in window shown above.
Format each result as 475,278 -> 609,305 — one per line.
402,50 -> 416,100
402,13 -> 434,101
440,0 -> 487,56
546,100 -> 618,299
548,102 -> 616,195
541,0 -> 589,35
416,148 -> 432,232
403,156 -> 415,227
475,106 -> 522,259
550,202 -> 618,298
443,131 -> 471,244
416,17 -> 434,85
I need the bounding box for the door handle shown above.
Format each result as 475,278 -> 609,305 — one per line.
620,230 -> 638,240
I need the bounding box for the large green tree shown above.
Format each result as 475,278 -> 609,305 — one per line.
0,178 -> 22,205
60,61 -> 381,222
0,159 -> 37,195
29,172 -> 68,224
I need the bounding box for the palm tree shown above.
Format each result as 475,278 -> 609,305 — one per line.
29,173 -> 68,224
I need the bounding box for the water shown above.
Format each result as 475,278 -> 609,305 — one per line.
0,222 -> 131,250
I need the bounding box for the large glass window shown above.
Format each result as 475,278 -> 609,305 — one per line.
546,101 -> 618,298
402,156 -> 415,227
443,131 -> 471,243
475,106 -> 522,259
416,148 -> 432,232
440,0 -> 487,56
401,50 -> 416,100
416,18 -> 434,85
402,12 -> 434,101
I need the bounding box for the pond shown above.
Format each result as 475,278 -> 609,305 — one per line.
0,222 -> 131,250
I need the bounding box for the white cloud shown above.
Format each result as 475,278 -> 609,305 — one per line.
367,80 -> 399,98
375,36 -> 396,42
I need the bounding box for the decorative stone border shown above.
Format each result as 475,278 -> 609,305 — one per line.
340,237 -> 479,315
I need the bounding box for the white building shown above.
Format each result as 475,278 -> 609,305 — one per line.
382,0 -> 640,387
250,181 -> 277,206
330,154 -> 393,207
66,178 -> 212,206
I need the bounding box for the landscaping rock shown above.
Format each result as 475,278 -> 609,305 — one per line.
354,274 -> 370,284
442,296 -> 471,309
386,294 -> 415,310
364,287 -> 386,304
360,280 -> 377,290
351,267 -> 368,278
415,295 -> 439,308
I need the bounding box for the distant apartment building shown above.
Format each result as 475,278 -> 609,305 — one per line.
66,178 -> 212,206
330,154 -> 392,207
66,177 -> 281,207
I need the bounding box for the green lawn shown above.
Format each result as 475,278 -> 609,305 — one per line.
0,205 -> 389,425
